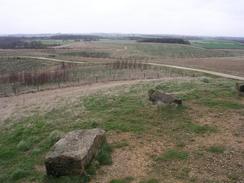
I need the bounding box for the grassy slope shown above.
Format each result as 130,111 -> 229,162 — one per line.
0,76 -> 244,182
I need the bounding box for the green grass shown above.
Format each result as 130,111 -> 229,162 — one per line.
10,168 -> 31,181
207,145 -> 225,154
16,140 -> 32,151
184,122 -> 216,134
155,78 -> 243,110
200,98 -> 244,109
156,149 -> 189,161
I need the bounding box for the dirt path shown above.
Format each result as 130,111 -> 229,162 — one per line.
0,78 -> 185,124
148,62 -> 244,81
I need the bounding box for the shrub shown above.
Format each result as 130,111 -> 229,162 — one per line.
185,123 -> 216,134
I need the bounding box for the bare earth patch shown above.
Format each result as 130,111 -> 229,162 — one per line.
183,103 -> 244,182
91,132 -> 170,183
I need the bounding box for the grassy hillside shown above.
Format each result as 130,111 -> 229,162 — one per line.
1,76 -> 243,182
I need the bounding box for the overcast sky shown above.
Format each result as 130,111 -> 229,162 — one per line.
1,0 -> 244,37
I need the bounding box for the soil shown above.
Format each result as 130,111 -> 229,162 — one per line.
91,132 -> 170,183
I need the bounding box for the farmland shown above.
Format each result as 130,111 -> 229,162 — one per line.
0,36 -> 244,183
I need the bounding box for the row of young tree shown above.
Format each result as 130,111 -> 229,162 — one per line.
0,63 -> 74,86
110,60 -> 149,70
0,59 -> 148,86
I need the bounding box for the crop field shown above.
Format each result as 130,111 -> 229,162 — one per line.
0,37 -> 244,183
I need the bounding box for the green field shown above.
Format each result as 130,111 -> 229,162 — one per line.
191,40 -> 244,49
127,43 -> 232,58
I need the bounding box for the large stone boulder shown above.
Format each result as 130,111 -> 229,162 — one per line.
45,128 -> 106,176
148,89 -> 182,105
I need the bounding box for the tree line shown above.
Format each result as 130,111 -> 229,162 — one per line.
0,37 -> 48,49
